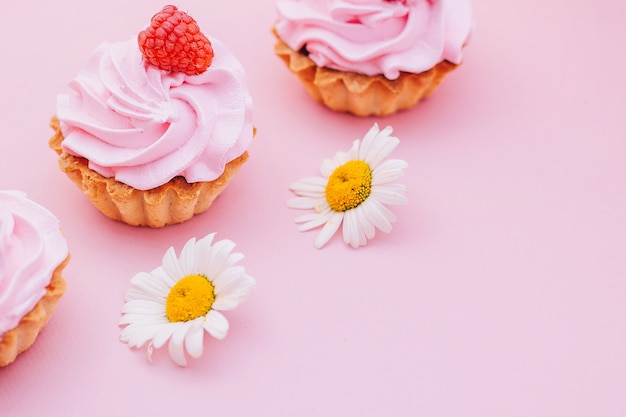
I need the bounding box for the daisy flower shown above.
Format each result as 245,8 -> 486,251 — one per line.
288,123 -> 408,249
119,233 -> 255,366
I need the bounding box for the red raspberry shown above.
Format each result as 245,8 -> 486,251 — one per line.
138,5 -> 214,75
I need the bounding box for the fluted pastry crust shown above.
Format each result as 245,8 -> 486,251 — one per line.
49,117 -> 249,228
274,34 -> 458,117
0,256 -> 69,367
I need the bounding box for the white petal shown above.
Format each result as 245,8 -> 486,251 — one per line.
342,209 -> 367,248
346,139 -> 361,161
287,196 -> 324,210
288,188 -> 325,199
213,273 -> 256,311
152,323 -> 178,349
288,177 -> 327,197
366,135 -> 399,169
371,184 -> 409,205
168,322 -> 190,366
150,266 -> 178,287
361,199 -> 396,233
296,208 -> 334,232
178,237 -> 198,276
147,342 -> 155,363
124,290 -> 162,306
128,271 -> 157,289
212,265 -> 245,292
204,310 -> 229,340
294,211 -> 327,225
372,159 -> 408,185
224,252 -> 244,269
162,246 -> 184,282
357,123 -> 380,160
128,270 -> 170,299
320,157 -> 339,177
125,286 -> 167,304
196,233 -> 216,247
194,234 -> 218,275
121,299 -> 164,315
120,322 -> 166,348
355,205 -> 376,240
119,314 -> 167,326
119,312 -> 164,326
314,211 -> 344,249
184,320 -> 205,359
203,238 -> 236,280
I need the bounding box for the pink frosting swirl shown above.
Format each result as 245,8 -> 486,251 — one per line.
275,0 -> 473,80
0,191 -> 69,337
57,36 -> 253,191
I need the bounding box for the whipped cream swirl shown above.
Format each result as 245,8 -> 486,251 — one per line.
0,191 -> 69,337
275,0 -> 473,80
57,36 -> 253,190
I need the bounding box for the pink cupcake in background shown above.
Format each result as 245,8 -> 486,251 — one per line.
0,191 -> 69,367
273,0 -> 473,116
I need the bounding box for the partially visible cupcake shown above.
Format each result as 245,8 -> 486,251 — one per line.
0,191 -> 69,367
50,5 -> 254,227
274,0 -> 473,116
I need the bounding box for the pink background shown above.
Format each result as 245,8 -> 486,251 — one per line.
1,1 -> 625,415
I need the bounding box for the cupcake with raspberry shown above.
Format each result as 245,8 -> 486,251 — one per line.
0,191 -> 69,367
273,0 -> 473,116
50,5 -> 254,227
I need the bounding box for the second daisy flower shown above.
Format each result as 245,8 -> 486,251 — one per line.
288,123 -> 408,249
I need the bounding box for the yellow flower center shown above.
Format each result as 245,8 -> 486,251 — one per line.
325,160 -> 372,212
165,274 -> 215,322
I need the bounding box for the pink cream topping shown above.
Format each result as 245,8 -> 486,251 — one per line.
57,36 -> 253,191
0,191 -> 69,337
275,0 -> 473,80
